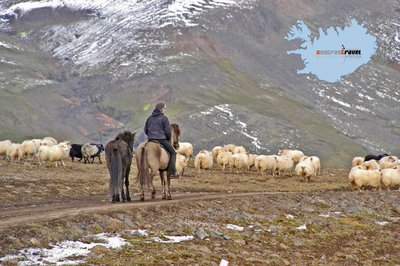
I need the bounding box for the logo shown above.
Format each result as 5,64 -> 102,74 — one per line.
316,45 -> 361,56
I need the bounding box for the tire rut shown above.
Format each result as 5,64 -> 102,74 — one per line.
0,191 -> 299,228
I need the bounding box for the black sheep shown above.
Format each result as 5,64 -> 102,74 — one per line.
364,153 -> 389,162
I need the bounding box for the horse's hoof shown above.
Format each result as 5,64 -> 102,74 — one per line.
140,197 -> 144,202
167,197 -> 172,200
111,198 -> 118,203
127,197 -> 132,202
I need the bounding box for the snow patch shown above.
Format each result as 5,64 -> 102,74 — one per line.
1,233 -> 129,265
296,224 -> 307,230
375,221 -> 389,226
226,224 -> 244,231
285,214 -> 295,220
150,235 -> 194,243
328,96 -> 351,108
0,40 -> 12,49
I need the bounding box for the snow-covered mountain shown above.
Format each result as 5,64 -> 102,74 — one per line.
0,0 -> 399,166
1,0 -> 255,76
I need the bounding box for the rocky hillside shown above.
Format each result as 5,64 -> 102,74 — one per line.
0,0 -> 399,166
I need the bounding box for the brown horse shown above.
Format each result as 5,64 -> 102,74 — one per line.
135,123 -> 180,201
105,131 -> 136,203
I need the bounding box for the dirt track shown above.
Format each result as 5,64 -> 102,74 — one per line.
0,191 -> 317,228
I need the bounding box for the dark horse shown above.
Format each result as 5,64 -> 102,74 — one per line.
135,123 -> 180,201
105,131 -> 136,203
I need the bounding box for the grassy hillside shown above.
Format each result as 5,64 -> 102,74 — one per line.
0,34 -> 62,141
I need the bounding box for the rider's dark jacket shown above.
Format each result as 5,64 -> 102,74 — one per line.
144,109 -> 171,141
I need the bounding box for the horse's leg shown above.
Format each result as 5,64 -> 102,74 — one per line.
120,165 -> 129,202
140,183 -> 145,201
115,173 -> 122,202
150,170 -> 157,200
125,166 -> 132,202
151,184 -> 156,200
112,194 -> 120,203
140,168 -> 157,201
120,174 -> 126,203
166,173 -> 172,200
112,183 -> 120,203
160,170 -> 166,199
115,163 -> 125,202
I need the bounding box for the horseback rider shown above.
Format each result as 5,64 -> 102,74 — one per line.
144,103 -> 180,178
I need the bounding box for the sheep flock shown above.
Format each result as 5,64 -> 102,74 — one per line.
0,138 -> 102,167
350,154 -> 400,191
175,141 -> 399,192
188,144 -> 320,183
1,137 -> 400,192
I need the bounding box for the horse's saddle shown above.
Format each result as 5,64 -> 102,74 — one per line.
147,140 -> 169,155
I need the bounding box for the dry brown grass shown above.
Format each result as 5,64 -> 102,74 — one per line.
0,156 -> 350,207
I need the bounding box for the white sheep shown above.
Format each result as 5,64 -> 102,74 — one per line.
21,139 -> 41,161
194,150 -> 213,172
176,154 -> 188,177
348,166 -> 381,191
233,146 -> 246,154
40,136 -> 58,147
352,156 -> 364,167
231,153 -> 249,174
278,149 -> 304,164
37,141 -> 71,167
216,151 -> 233,171
300,156 -> 321,175
6,143 -> 22,163
295,161 -> 314,182
211,146 -> 224,161
254,155 -> 276,176
378,156 -> 399,169
0,140 -> 12,159
247,153 -> 257,171
274,155 -> 295,176
360,160 -> 380,170
223,144 -> 236,153
176,142 -> 193,162
381,168 -> 400,191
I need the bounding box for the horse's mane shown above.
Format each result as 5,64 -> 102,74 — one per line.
171,123 -> 181,137
115,131 -> 132,141
114,131 -> 135,148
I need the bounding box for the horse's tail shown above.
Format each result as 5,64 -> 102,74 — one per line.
109,148 -> 123,197
137,146 -> 150,187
